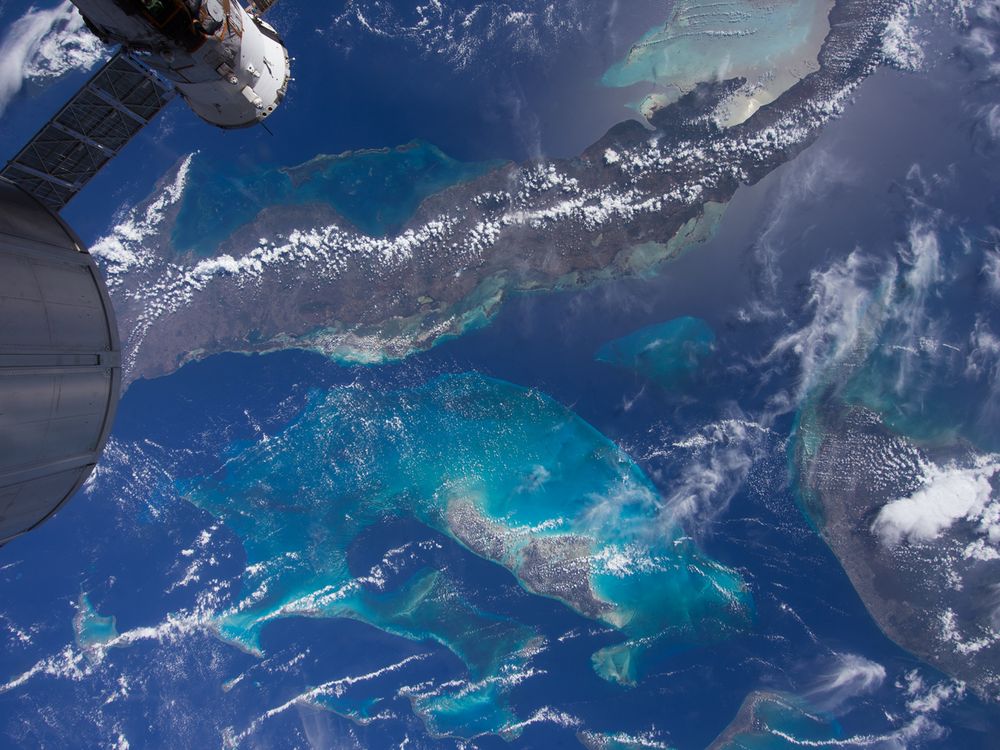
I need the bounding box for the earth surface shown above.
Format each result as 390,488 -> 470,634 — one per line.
1,1 -> 1000,748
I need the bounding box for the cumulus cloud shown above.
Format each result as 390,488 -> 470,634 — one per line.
883,4 -> 926,71
901,669 -> 967,715
90,153 -> 196,275
882,0 -> 1000,74
872,454 -> 1000,546
0,1 -> 106,118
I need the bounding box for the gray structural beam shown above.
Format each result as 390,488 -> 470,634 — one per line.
1,51 -> 175,212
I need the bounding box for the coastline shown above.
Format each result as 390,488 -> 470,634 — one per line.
89,0 -> 898,392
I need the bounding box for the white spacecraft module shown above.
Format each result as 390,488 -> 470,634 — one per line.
71,0 -> 290,129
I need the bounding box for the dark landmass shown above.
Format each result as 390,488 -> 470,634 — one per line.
93,0 -> 899,388
445,498 -> 613,621
797,403 -> 1000,699
517,535 -> 614,621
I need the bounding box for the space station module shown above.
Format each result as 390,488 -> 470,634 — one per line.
72,0 -> 290,128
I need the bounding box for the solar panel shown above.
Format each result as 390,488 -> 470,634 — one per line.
1,51 -> 175,213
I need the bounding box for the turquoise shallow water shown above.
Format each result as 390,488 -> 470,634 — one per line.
180,373 -> 750,735
595,316 -> 715,388
171,141 -> 502,255
602,0 -> 825,90
73,593 -> 119,649
839,339 -> 1000,453
712,692 -> 844,750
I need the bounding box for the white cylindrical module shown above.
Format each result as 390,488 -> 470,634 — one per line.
176,4 -> 290,128
71,0 -> 291,129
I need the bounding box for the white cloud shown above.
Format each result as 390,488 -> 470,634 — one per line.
232,653 -> 428,744
883,4 -> 926,71
578,730 -> 671,750
892,219 -> 944,391
902,669 -> 967,714
899,220 -> 942,299
821,653 -> 887,695
90,153 -> 196,276
769,214 -> 956,411
984,247 -> 1000,294
939,607 -> 1000,655
659,420 -> 763,536
980,103 -> 1000,143
987,583 -> 1000,628
872,454 -> 1000,546
498,707 -> 582,738
966,315 -> 1000,380
0,1 -> 106,118
808,653 -> 887,712
768,251 -> 892,403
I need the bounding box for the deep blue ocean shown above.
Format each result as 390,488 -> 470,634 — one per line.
1,2 -> 999,748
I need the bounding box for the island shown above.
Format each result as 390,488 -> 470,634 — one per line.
91,0 -> 899,390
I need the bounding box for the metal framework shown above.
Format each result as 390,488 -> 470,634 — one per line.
1,51 -> 175,212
